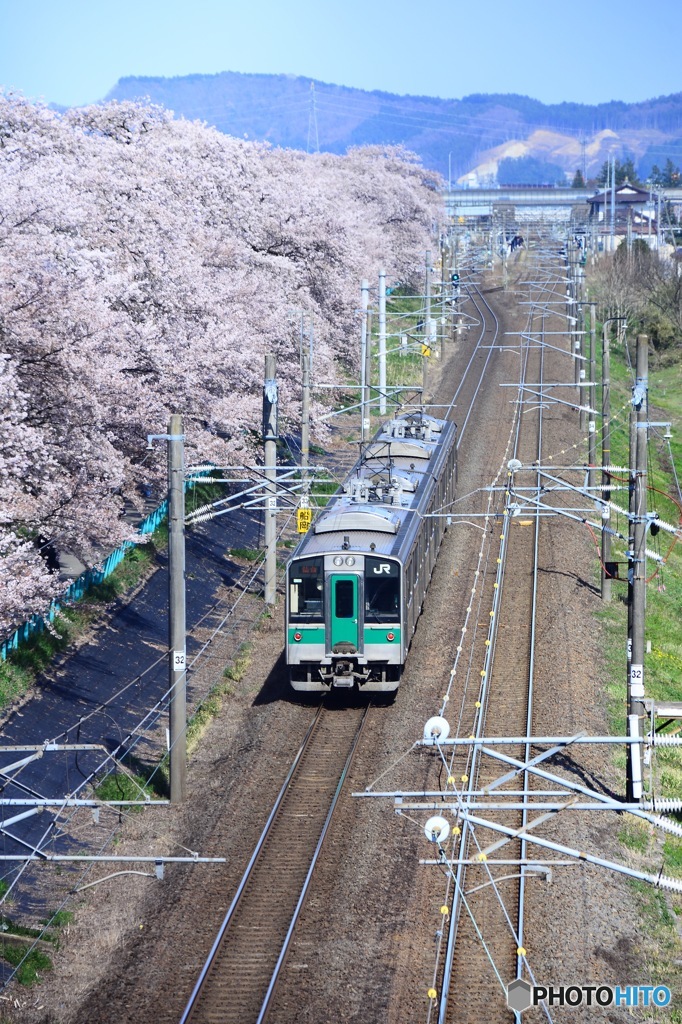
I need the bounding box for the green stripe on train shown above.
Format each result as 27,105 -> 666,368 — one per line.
364,628 -> 401,644
288,627 -> 325,644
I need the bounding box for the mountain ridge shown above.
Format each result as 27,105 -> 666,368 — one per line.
105,71 -> 682,183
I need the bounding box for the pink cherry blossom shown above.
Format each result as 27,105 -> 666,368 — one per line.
0,94 -> 441,635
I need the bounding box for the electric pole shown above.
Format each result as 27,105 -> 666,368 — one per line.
263,354 -> 278,606
588,309 -> 597,493
626,334 -> 649,802
360,279 -> 370,441
168,413 -> 187,804
378,269 -> 387,415
440,237 -> 447,360
424,250 -> 432,404
601,321 -> 612,602
301,351 -> 310,483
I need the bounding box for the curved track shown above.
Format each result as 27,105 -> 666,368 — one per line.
180,266 -> 509,1024
434,255 -> 574,1024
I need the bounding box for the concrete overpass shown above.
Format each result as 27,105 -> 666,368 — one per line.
446,187 -> 590,224
446,186 -> 682,226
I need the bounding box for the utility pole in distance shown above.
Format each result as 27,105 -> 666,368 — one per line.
378,269 -> 387,415
601,316 -> 626,602
588,309 -> 597,493
627,334 -> 649,802
263,354 -> 278,606
424,250 -> 432,403
301,352 -> 310,482
601,320 -> 613,602
440,236 -> 447,360
168,413 -> 187,804
360,279 -> 370,441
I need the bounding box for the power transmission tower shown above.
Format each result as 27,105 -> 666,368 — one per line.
307,82 -> 320,154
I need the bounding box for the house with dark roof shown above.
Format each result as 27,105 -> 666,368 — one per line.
587,181 -> 657,239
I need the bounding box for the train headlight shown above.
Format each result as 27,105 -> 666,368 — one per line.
386,632 -> 395,642
345,556 -> 356,566
333,556 -> 344,566
293,632 -> 302,642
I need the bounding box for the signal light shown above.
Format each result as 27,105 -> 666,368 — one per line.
293,632 -> 302,642
386,632 -> 395,641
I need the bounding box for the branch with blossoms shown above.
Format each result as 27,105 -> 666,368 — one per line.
0,93 -> 442,635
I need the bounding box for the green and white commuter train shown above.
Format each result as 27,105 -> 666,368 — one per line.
285,411 -> 457,693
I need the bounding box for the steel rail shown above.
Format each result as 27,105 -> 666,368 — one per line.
256,704 -> 369,1023
517,297 -> 549,1014
450,282 -> 501,446
435,277 -> 512,1024
178,707 -> 323,1024
179,703 -> 369,1024
437,264 -> 560,1024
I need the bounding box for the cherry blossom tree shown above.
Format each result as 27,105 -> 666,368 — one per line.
0,94 -> 442,634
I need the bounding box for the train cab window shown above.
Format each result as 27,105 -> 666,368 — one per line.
365,557 -> 400,623
289,558 -> 324,622
335,579 -> 355,618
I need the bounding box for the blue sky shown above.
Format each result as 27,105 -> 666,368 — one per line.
2,0 -> 681,108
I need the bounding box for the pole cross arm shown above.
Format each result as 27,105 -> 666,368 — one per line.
147,433 -> 184,449
429,812 -> 682,892
1,743 -> 106,775
476,799 -> 579,858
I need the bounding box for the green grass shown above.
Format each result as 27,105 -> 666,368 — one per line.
184,641 -> 255,753
619,815 -> 651,853
222,643 -> 252,683
228,547 -> 262,562
591,318 -> 682,1001
186,680 -> 236,754
94,770 -> 160,808
185,473 -> 227,516
0,945 -> 53,986
0,530 -> 167,712
308,473 -> 339,508
664,836 -> 682,875
41,910 -> 73,928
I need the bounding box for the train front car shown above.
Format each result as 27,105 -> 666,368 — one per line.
286,412 -> 456,694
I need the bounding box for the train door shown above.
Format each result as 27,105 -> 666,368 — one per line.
330,575 -> 359,650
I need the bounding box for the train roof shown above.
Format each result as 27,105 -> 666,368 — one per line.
290,411 -> 456,564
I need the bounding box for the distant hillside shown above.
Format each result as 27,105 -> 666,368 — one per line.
105,72 -> 682,184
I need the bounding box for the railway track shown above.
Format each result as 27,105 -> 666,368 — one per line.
433,255 -> 573,1024
181,261 -> 510,1024
180,702 -> 368,1024
8,246 -> 630,1024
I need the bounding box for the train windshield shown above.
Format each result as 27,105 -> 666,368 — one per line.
364,557 -> 400,623
289,558 -> 324,622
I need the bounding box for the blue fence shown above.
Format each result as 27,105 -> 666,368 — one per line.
1,474 -> 210,662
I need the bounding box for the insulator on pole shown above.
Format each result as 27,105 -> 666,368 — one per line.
423,716 -> 451,743
424,816 -> 451,844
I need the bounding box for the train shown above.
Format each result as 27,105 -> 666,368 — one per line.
285,410 -> 457,693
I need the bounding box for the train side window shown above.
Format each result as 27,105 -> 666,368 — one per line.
289,558 -> 324,622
